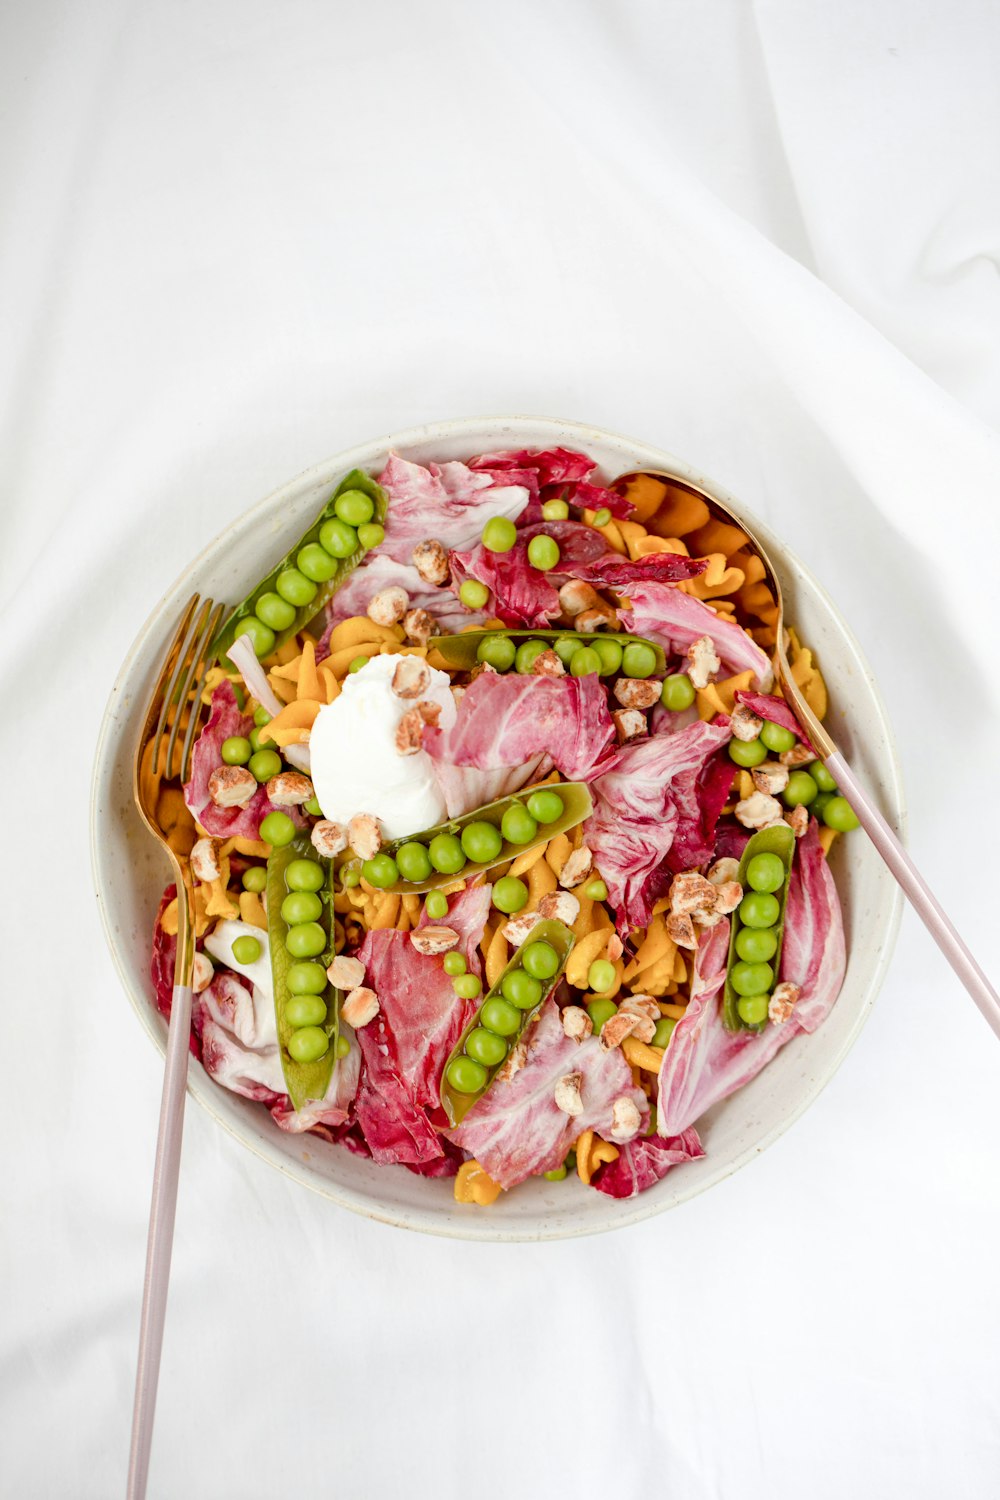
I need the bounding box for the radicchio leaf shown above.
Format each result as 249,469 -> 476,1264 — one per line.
376,452 -> 531,565
320,554 -> 488,642
619,581 -> 773,689
592,1126 -> 704,1198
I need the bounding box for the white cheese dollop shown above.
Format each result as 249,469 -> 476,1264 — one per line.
309,654 -> 457,839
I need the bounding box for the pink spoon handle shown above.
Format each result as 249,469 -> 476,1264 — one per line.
826,751 -> 1000,1040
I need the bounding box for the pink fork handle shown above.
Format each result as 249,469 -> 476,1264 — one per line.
826,751 -> 1000,1041
127,983 -> 193,1500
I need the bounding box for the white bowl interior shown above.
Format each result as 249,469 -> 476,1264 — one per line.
91,417 -> 904,1240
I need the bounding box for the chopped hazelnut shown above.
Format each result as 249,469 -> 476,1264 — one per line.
342,986 -> 380,1028
730,703 -> 763,742
751,761 -> 790,797
192,952 -> 214,994
613,678 -> 660,710
537,891 -> 581,926
575,605 -> 616,632
409,925 -> 460,955
769,982 -> 800,1025
395,708 -> 426,756
190,837 -> 221,884
207,765 -> 256,809
558,580 -> 601,617
554,1073 -> 585,1116
348,813 -> 382,860
610,1096 -> 642,1142
391,657 -> 432,699
686,634 -> 721,690
265,771 -> 314,806
403,609 -> 435,644
599,1012 -> 640,1051
713,880 -> 744,915
612,708 -> 647,743
326,954 -> 366,989
366,587 -> 409,627
707,857 -> 740,887
530,649 -> 565,677
558,846 -> 593,889
669,871 -> 719,916
785,804 -> 809,838
735,790 -> 785,830
665,912 -> 698,950
779,742 -> 813,768
561,1006 -> 593,1042
411,539 -> 450,586
501,911 -> 543,946
311,820 -> 348,857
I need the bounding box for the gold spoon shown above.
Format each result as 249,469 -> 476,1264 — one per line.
613,468 -> 1000,1039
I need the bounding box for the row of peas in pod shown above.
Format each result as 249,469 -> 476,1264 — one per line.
441,920 -> 576,1124
211,469 -> 388,663
723,825 -> 796,1031
220,703 -> 324,850
454,501 -> 616,610
728,721 -> 860,831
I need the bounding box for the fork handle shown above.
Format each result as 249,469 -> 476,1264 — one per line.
126,983 -> 193,1500
826,751 -> 1000,1040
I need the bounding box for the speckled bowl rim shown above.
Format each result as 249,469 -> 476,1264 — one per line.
91,415 -> 905,1240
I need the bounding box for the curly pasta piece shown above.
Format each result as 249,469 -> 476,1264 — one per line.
786,629 -> 828,719
696,669 -> 755,721
575,1131 -> 620,1186
485,928 -> 509,988
454,1160 -> 503,1205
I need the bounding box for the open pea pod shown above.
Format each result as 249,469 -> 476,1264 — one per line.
211,468 -> 387,663
441,919 -> 576,1126
428,629 -> 666,674
267,833 -> 341,1111
722,824 -> 796,1034
348,782 -> 594,894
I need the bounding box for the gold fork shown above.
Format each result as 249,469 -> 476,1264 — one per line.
128,592 -> 226,1500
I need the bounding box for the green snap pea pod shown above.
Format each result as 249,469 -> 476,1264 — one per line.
428,629 -> 666,674
722,824 -> 796,1034
267,833 -> 341,1110
441,920 -> 576,1126
347,782 -> 594,894
211,468 -> 388,662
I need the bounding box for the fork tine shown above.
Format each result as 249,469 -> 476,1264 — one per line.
150,596 -> 204,785
177,601 -> 227,783
161,597 -> 213,783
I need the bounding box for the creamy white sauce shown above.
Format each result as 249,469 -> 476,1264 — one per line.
309,654 -> 456,838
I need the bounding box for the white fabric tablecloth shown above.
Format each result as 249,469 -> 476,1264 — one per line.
3,3 -> 1000,1496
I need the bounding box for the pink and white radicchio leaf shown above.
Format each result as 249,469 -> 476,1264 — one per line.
183,681 -> 304,838
467,446 -> 635,520
657,821 -> 845,1136
585,718 -> 733,934
352,885 -> 492,1166
447,996 -> 648,1189
619,581 -> 773,689
734,690 -> 816,754
376,452 -> 531,565
320,554 -> 489,641
592,1127 -> 705,1198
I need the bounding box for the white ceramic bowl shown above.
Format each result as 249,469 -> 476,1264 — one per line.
91,416 -> 904,1240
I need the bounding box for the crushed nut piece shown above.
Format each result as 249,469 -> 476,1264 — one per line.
610,1096 -> 642,1142
497,1037 -> 527,1083
394,708 -> 426,756
416,699 -> 441,726
614,677 -> 660,710
348,813 -> 382,860
501,910 -> 543,946
559,846 -> 593,889
192,952 -> 214,994
366,586 -> 409,627
600,1012 -> 640,1051
730,703 -> 763,741
411,538 -> 450,586
708,857 -> 741,887
574,605 -> 616,632
311,820 -> 348,857
554,1072 -> 585,1116
537,891 -> 581,926
265,771 -> 314,806
769,982 -> 800,1025
752,761 -> 790,797
669,871 -> 719,916
612,708 -> 647,743
409,925 -> 460,955
620,993 -> 658,1040
561,1005 -> 593,1042
208,765 -> 256,809
686,634 -> 721,690
665,912 -> 698,950
326,954 -> 365,989
606,933 -> 624,961
713,880 -> 744,915
558,580 -> 601,618
735,790 -> 785,830
342,986 -> 380,1028
391,657 -> 432,699
530,649 -> 565,677
785,804 -> 809,838
190,836 -> 221,884
404,608 -> 435,644
779,742 -> 813,767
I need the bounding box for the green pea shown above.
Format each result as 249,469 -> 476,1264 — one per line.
493,877 -> 529,914
242,866 -> 267,893
810,760 -> 837,793
248,726 -> 268,752
482,517 -> 518,552
249,749 -> 282,783
746,852 -> 785,893
587,998 -> 618,1035
569,646 -> 601,677
527,534 -> 560,571
253,707 -> 272,728
460,820 -> 503,864
501,969 -> 543,1011
255,592 -> 297,632
563,1150 -> 577,1171
661,674 -> 695,711
335,1034 -> 351,1058
285,922 -> 327,959
737,994 -> 770,1026
234,617 -> 276,659
286,961 -> 327,995
232,935 -> 261,965
739,891 -> 780,928
728,737 -> 768,767
541,498 -> 569,520
342,867 -> 361,888
446,1055 -> 487,1094
347,655 -> 370,673
645,1104 -> 658,1136
621,641 -> 658,678
480,997 -> 521,1036
453,974 -> 483,1000
522,941 -> 559,980
543,1165 -> 568,1181
760,721 -> 797,754
554,637 -> 581,666
357,522 -> 385,550
318,517 -> 359,559
221,736 -> 252,766
652,1017 -> 676,1047
465,1027 -> 508,1068
425,890 -> 449,920
588,959 -> 618,995
735,926 -> 778,963
515,639 -> 548,674
783,771 -> 818,807
459,579 -> 490,609
443,951 -> 467,976
288,1026 -> 330,1063
476,634 -> 516,671
304,795 -> 323,816
260,811 -> 296,847
594,507 -> 614,527
275,568 -> 318,607
591,637 -> 623,676
731,960 -> 774,997
281,890 -> 322,926
363,854 -> 399,889
298,542 -> 339,582
822,795 -> 860,832
811,791 -> 834,820
285,994 -> 328,1028
526,789 -> 564,824
334,488 -> 375,527
585,878 -> 608,902
500,803 -> 538,845
396,841 -> 433,883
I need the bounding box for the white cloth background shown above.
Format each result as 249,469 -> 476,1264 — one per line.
4,2 -> 1000,1496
